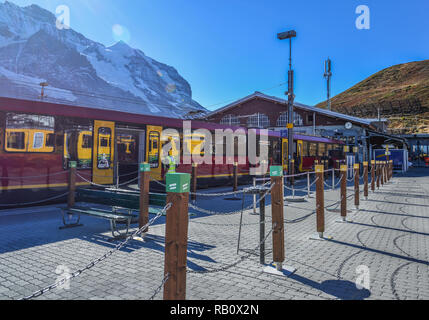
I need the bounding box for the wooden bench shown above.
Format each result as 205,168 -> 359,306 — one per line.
60,188 -> 167,239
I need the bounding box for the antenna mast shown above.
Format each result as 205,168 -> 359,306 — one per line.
324,59 -> 332,111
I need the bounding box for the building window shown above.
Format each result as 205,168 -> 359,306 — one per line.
276,112 -> 303,127
247,113 -> 270,128
220,114 -> 240,126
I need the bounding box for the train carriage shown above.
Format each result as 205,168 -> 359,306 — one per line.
0,97 -> 344,207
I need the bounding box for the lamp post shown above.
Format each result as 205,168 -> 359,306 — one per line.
277,30 -> 297,177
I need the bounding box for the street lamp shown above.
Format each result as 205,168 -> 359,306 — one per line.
277,29 -> 296,176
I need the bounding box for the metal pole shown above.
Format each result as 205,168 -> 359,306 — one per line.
67,161 -> 77,208
332,168 -> 335,190
259,191 -> 266,265
253,177 -> 257,215
233,162 -> 238,192
307,172 -> 311,198
340,165 -> 347,222
191,163 -> 197,204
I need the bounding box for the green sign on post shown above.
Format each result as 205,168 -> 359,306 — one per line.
139,163 -> 151,172
166,173 -> 190,193
69,161 -> 77,169
270,166 -> 283,177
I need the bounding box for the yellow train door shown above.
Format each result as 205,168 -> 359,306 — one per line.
146,125 -> 163,181
282,138 -> 288,171
93,120 -> 115,185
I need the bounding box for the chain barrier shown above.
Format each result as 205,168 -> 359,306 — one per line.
187,226 -> 274,275
76,173 -> 138,189
150,178 -> 167,187
188,184 -> 274,216
189,189 -> 246,197
284,211 -> 316,224
284,184 -> 310,192
20,203 -> 171,300
0,192 -> 69,208
148,273 -> 170,300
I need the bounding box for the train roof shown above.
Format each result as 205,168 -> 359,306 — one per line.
0,96 -> 343,144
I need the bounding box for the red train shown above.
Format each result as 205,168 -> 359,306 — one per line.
0,97 -> 345,207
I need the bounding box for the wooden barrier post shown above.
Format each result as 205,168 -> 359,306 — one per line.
191,163 -> 197,203
138,163 -> 151,233
270,166 -> 285,271
233,162 -> 238,192
310,165 -> 325,240
383,161 -> 387,184
263,166 -> 296,275
371,160 -> 376,192
163,173 -> 190,301
290,160 -> 295,186
354,163 -> 360,211
67,161 -> 77,208
376,161 -> 380,189
363,161 -> 369,200
388,161 -> 392,182
380,161 -> 385,186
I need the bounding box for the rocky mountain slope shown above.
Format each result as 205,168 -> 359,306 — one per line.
0,1 -> 206,117
317,59 -> 429,134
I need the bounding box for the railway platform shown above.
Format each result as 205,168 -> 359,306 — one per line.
0,168 -> 428,300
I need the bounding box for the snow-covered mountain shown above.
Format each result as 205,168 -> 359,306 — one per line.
0,1 -> 206,117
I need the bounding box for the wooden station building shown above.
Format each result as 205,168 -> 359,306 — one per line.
202,92 -> 407,162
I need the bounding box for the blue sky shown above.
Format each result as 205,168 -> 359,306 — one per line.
8,0 -> 429,111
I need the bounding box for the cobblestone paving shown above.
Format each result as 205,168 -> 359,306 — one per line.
0,168 -> 428,300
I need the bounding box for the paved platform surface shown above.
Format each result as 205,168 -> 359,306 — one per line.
0,168 -> 428,300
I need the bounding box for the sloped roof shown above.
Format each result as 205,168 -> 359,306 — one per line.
205,91 -> 376,128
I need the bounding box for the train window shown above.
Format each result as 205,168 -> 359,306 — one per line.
32,132 -> 44,149
6,131 -> 26,151
5,113 -> 55,153
46,133 -> 55,148
148,131 -> 160,168
63,129 -> 93,169
318,143 -> 326,156
302,141 -> 309,157
81,134 -> 92,149
247,113 -> 270,128
97,127 -> 112,169
309,143 -> 317,157
117,133 -> 138,164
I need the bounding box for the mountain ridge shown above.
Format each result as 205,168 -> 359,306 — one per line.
0,1 -> 206,118
316,59 -> 429,134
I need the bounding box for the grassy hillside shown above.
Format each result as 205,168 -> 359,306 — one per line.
316,59 -> 429,134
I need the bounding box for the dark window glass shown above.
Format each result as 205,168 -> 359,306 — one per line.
7,132 -> 26,150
